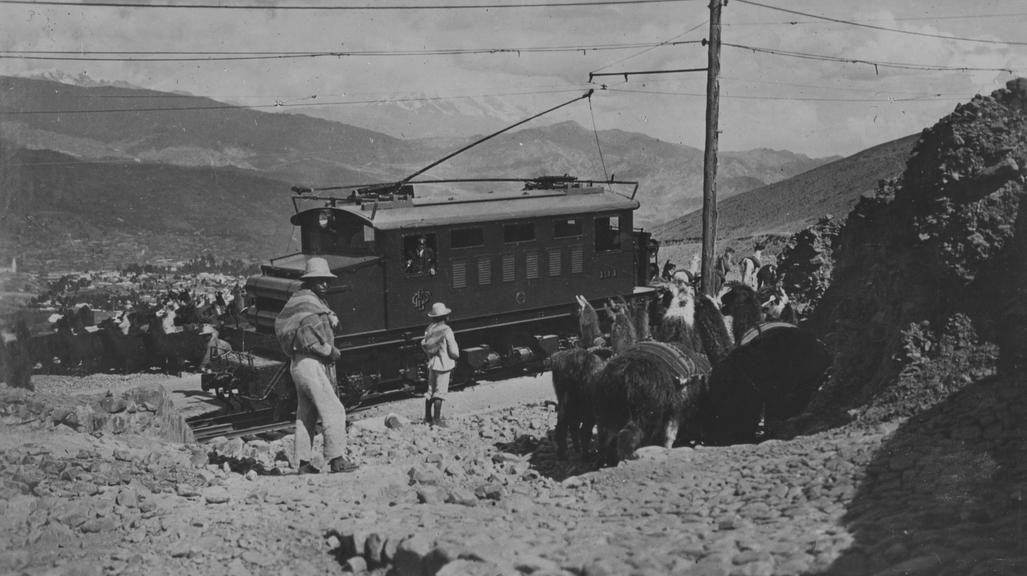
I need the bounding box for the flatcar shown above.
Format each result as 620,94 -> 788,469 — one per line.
221,176 -> 660,407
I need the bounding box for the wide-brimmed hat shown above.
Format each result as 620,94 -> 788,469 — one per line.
426,302 -> 452,318
300,257 -> 337,280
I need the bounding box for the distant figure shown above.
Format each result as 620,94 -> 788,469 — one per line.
1,320 -> 34,391
661,260 -> 678,282
713,247 -> 735,294
406,236 -> 437,276
420,302 -> 460,427
648,263 -> 661,284
740,243 -> 764,290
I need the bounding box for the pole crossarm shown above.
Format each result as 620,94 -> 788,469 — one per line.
589,67 -> 708,83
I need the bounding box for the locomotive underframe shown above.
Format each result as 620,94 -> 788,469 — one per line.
203,289 -> 656,415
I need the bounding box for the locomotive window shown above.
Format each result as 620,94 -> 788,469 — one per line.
503,222 -> 535,244
594,215 -> 621,252
451,227 -> 484,249
404,234 -> 438,276
553,218 -> 583,238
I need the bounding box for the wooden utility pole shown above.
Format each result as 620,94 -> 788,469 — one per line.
700,0 -> 723,296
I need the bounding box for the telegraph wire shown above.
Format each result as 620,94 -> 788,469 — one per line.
725,12 -> 1027,27
589,18 -> 707,75
603,85 -> 973,102
723,42 -> 1016,74
0,0 -> 695,9
1,41 -> 702,62
735,0 -> 1027,47
0,88 -> 587,115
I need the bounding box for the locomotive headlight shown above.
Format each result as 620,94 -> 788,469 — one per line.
318,210 -> 332,229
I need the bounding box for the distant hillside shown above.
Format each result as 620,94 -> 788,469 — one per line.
0,75 -> 841,270
425,122 -> 838,226
0,75 -> 414,187
653,134 -> 920,243
0,145 -> 296,270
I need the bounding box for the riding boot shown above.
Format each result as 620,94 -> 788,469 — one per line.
424,397 -> 434,424
432,398 -> 447,428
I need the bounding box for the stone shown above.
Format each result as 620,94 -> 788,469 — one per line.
80,517 -> 120,533
116,488 -> 139,508
176,484 -> 201,497
204,489 -> 231,504
417,485 -> 446,505
385,413 -> 408,429
364,532 -> 385,567
344,556 -> 367,573
241,550 -> 275,567
409,465 -> 446,486
423,544 -> 460,576
436,559 -> 511,576
445,487 -> 478,507
341,531 -> 369,559
394,534 -> 434,576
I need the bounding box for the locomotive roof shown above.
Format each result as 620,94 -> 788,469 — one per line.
331,187 -> 640,231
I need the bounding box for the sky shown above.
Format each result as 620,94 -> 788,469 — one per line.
1,0 -> 1025,157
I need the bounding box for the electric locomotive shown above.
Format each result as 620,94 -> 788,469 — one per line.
215,176 -> 659,412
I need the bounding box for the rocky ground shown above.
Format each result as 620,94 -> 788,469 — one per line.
1,369 -> 1024,576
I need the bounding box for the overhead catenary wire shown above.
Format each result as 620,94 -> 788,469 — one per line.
734,0 -> 1027,47
1,40 -> 702,62
396,90 -> 594,186
586,96 -> 609,182
0,0 -> 695,9
0,88 -> 587,116
723,42 -> 1016,75
603,86 -> 969,103
589,18 -> 708,75
725,12 -> 1027,27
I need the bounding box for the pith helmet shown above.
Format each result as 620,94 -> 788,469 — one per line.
300,257 -> 337,280
427,302 -> 452,318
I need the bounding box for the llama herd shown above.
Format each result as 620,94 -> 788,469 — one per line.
549,275 -> 831,467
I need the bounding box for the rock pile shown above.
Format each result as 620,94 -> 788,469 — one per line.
0,382 -> 194,443
805,78 -> 1027,425
776,214 -> 843,317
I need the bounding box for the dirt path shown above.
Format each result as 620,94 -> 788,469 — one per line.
1,372 -> 1024,576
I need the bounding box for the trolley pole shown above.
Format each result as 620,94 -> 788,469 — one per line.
700,0 -> 723,297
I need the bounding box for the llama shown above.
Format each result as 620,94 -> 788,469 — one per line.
756,263 -> 779,291
592,283 -> 713,465
700,282 -> 831,445
550,295 -> 614,459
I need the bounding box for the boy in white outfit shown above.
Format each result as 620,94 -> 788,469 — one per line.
420,302 -> 460,426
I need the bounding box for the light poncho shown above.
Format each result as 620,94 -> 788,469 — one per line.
274,289 -> 335,357
421,321 -> 458,372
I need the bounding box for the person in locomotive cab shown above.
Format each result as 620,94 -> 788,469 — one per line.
420,302 -> 459,427
406,235 -> 437,276
274,257 -> 359,474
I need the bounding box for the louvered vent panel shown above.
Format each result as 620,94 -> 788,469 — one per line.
548,249 -> 561,277
570,245 -> 583,273
502,254 -> 515,282
526,252 -> 539,279
478,257 -> 491,285
452,261 -> 467,289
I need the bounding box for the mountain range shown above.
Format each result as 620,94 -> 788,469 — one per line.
0,74 -> 845,270
652,133 -> 920,244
